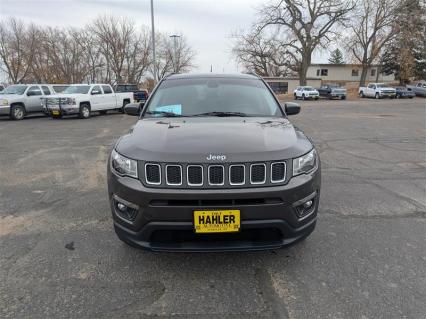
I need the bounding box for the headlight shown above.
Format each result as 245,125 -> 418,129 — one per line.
293,149 -> 317,176
111,149 -> 138,178
0,99 -> 9,106
68,98 -> 76,105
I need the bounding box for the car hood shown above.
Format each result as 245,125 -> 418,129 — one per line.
116,117 -> 313,163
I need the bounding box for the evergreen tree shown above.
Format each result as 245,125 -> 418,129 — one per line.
328,48 -> 345,64
381,0 -> 426,83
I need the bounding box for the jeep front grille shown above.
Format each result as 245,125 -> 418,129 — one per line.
142,161 -> 289,188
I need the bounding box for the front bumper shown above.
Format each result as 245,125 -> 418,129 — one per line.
0,105 -> 10,116
46,105 -> 79,115
379,92 -> 396,98
107,165 -> 321,252
330,92 -> 347,98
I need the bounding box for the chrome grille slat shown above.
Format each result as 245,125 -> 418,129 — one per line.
271,162 -> 286,183
145,163 -> 161,185
187,165 -> 203,186
250,163 -> 266,184
208,165 -> 225,185
166,165 -> 182,186
229,164 -> 245,185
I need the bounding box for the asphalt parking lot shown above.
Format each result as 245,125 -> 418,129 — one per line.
0,98 -> 425,318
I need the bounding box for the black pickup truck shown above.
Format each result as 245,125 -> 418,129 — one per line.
114,84 -> 149,104
317,84 -> 347,100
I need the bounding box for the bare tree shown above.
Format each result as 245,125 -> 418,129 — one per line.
0,17 -> 37,83
123,27 -> 151,84
153,33 -> 196,79
0,15 -> 196,84
257,0 -> 355,85
89,15 -> 135,84
80,28 -> 105,83
346,0 -> 397,86
232,28 -> 297,76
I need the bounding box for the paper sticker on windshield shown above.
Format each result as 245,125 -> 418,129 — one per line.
155,104 -> 182,115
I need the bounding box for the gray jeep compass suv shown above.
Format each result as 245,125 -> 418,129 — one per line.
107,73 -> 320,251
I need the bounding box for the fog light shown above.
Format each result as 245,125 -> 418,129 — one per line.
113,196 -> 139,222
303,200 -> 313,209
293,193 -> 317,220
117,202 -> 127,212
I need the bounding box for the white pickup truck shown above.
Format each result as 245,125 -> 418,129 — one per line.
359,83 -> 396,99
0,84 -> 67,120
44,84 -> 133,119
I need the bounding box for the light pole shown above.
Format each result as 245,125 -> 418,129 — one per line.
169,34 -> 180,73
150,0 -> 157,83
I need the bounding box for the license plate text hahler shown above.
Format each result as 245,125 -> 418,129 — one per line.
194,210 -> 240,233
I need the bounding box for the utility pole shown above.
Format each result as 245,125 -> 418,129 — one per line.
150,0 -> 157,83
169,35 -> 181,73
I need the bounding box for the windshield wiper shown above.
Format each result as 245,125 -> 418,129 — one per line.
191,111 -> 249,117
146,111 -> 185,117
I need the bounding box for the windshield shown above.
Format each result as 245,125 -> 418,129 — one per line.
53,85 -> 70,93
63,85 -> 90,94
3,85 -> 28,95
376,84 -> 386,88
303,86 -> 314,90
144,77 -> 282,118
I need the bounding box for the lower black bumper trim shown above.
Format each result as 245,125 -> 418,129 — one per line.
114,218 -> 316,252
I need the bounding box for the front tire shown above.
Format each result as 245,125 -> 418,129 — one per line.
10,104 -> 26,120
79,103 -> 91,119
359,91 -> 365,98
375,93 -> 380,99
302,94 -> 306,100
294,94 -> 297,100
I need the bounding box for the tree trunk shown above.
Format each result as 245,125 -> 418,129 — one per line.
299,51 -> 311,86
359,66 -> 368,87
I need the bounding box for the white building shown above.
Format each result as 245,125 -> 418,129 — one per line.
307,64 -> 395,83
264,77 -> 322,94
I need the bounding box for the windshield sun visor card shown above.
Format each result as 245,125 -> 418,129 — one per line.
155,104 -> 182,115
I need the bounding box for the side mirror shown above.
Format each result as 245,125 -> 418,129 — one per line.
124,103 -> 141,116
283,102 -> 300,115
91,90 -> 100,95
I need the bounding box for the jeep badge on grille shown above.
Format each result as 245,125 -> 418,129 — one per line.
206,154 -> 226,161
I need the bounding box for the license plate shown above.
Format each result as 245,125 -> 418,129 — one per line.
194,210 -> 240,233
52,110 -> 60,115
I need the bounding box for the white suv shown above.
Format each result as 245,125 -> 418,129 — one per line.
294,86 -> 320,100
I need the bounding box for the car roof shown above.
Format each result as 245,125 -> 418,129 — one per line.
165,73 -> 259,80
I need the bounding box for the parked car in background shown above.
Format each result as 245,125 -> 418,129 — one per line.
359,83 -> 396,99
294,86 -> 320,100
317,84 -> 347,100
114,83 -> 149,104
0,84 -> 57,120
0,84 -> 4,93
406,82 -> 426,97
394,87 -> 415,99
45,84 -> 132,119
